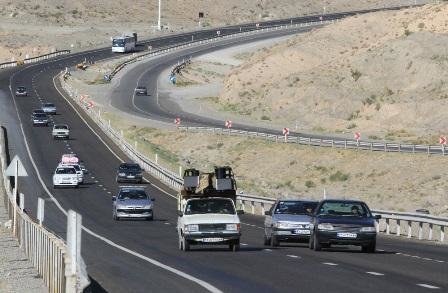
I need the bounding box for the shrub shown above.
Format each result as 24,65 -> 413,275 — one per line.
350,69 -> 362,81
261,115 -> 271,121
346,123 -> 357,129
329,171 -> 349,182
305,180 -> 316,188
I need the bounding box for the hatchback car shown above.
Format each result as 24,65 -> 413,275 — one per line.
134,86 -> 147,96
42,102 -> 57,114
32,113 -> 49,126
264,200 -> 318,247
15,86 -> 27,96
116,163 -> 143,183
112,187 -> 154,221
309,199 -> 381,253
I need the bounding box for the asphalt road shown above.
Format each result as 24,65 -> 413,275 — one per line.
1,5 -> 447,293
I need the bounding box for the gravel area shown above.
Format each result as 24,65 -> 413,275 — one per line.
0,170 -> 47,293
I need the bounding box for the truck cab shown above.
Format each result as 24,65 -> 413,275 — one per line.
177,167 -> 243,252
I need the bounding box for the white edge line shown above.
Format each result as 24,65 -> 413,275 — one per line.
366,272 -> 384,276
7,65 -> 222,292
322,262 -> 338,266
417,284 -> 440,289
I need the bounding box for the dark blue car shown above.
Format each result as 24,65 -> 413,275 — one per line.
309,199 -> 381,253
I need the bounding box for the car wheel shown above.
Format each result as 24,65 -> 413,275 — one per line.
263,234 -> 270,246
182,236 -> 190,252
230,241 -> 240,252
362,240 -> 376,253
313,234 -> 322,251
270,235 -> 279,247
113,212 -> 120,221
53,185 -> 58,189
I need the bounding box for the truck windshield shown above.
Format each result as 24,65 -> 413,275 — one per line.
185,199 -> 235,215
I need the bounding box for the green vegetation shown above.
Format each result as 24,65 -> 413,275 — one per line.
329,171 -> 349,182
350,69 -> 362,81
305,180 -> 316,188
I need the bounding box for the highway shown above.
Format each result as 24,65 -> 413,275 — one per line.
0,5 -> 447,293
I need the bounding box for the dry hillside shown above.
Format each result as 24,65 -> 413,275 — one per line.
0,0 -> 426,62
218,4 -> 448,143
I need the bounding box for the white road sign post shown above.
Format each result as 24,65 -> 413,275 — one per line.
37,197 -> 45,226
5,155 -> 28,235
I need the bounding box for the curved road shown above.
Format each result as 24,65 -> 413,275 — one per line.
1,6 -> 447,293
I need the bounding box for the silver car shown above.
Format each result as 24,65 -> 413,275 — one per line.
264,200 -> 318,247
42,102 -> 56,114
15,86 -> 28,96
112,186 -> 154,221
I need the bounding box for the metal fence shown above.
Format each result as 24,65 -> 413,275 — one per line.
0,125 -> 87,292
180,126 -> 448,156
0,50 -> 70,69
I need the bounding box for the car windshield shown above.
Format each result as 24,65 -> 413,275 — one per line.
17,87 -> 25,91
317,202 -> 371,218
185,199 -> 235,215
274,201 -> 318,215
120,164 -> 141,171
55,125 -> 68,129
56,168 -> 76,174
119,189 -> 148,200
43,103 -> 54,107
35,114 -> 47,118
136,87 -> 145,90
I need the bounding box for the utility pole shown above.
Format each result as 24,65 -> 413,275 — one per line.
157,0 -> 162,30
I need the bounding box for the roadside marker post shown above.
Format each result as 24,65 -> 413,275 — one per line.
283,127 -> 290,142
354,132 -> 361,148
439,136 -> 446,156
174,117 -> 181,127
37,197 -> 45,226
5,156 -> 28,236
225,120 -> 232,133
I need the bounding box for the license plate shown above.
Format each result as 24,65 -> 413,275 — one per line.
127,175 -> 135,178
201,238 -> 224,243
293,229 -> 310,235
337,232 -> 357,238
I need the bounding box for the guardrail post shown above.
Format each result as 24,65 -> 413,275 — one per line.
443,145 -> 445,156
441,226 -> 445,242
251,201 -> 255,214
384,143 -> 387,152
386,218 -> 390,235
418,222 -> 423,240
344,139 -> 347,149
260,202 -> 265,216
412,144 -> 415,153
427,146 -> 430,156
428,224 -> 433,241
396,219 -> 401,236
398,143 -> 401,152
19,193 -> 25,211
309,137 -> 312,147
407,221 -> 412,238
37,197 -> 45,226
370,142 -> 373,151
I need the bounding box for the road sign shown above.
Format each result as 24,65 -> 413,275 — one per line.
216,30 -> 221,36
319,16 -> 323,21
440,136 -> 447,145
256,23 -> 260,28
225,120 -> 232,128
354,132 -> 361,141
86,101 -> 94,109
283,128 -> 290,136
169,74 -> 176,84
5,155 -> 28,177
174,117 -> 181,125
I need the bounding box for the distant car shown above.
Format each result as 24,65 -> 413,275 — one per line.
42,102 -> 56,114
134,86 -> 147,96
264,200 -> 318,247
309,199 -> 381,253
52,166 -> 79,188
58,163 -> 83,184
112,186 -> 154,221
116,163 -> 143,183
15,86 -> 27,97
32,113 -> 49,126
52,124 -> 69,139
32,109 -> 45,115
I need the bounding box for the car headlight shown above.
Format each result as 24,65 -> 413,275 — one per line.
360,226 -> 376,232
185,224 -> 199,232
274,222 -> 290,229
118,172 -> 126,176
144,204 -> 152,209
226,223 -> 240,231
317,223 -> 334,230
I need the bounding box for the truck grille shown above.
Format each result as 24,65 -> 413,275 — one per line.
198,224 -> 226,232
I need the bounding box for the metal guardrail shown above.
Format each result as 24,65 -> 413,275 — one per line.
0,50 -> 70,69
180,126 -> 448,156
0,125 -> 88,292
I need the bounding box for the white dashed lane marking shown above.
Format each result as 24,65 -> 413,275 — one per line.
322,262 -> 338,266
240,243 -> 248,246
98,184 -> 103,187
417,284 -> 440,289
263,249 -> 272,252
366,272 -> 384,276
164,222 -> 171,225
396,252 -> 445,263
287,255 -> 300,259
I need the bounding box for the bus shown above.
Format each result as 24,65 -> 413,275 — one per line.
112,35 -> 136,53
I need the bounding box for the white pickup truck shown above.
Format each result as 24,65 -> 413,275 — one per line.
52,124 -> 69,139
177,197 -> 242,251
176,167 -> 243,252
53,165 -> 79,188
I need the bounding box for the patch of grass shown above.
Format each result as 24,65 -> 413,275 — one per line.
350,69 -> 362,81
368,135 -> 380,140
347,110 -> 360,121
260,115 -> 271,121
346,123 -> 357,129
315,166 -> 328,173
312,126 -> 326,132
305,180 -> 316,188
404,29 -> 412,36
363,95 -> 376,106
329,171 -> 349,182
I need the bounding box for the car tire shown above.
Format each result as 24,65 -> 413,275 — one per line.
230,241 -> 240,252
263,234 -> 270,246
313,234 -> 322,251
53,185 -> 58,189
113,212 -> 120,221
270,235 -> 279,247
182,236 -> 190,252
362,240 -> 376,253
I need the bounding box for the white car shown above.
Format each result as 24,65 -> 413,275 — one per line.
52,124 -> 70,139
42,102 -> 56,114
58,163 -> 83,184
177,197 -> 242,252
53,166 -> 79,188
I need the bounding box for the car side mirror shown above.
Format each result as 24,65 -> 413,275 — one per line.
178,211 -> 183,217
237,210 -> 244,215
264,211 -> 271,216
374,215 -> 381,220
112,196 -> 117,201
